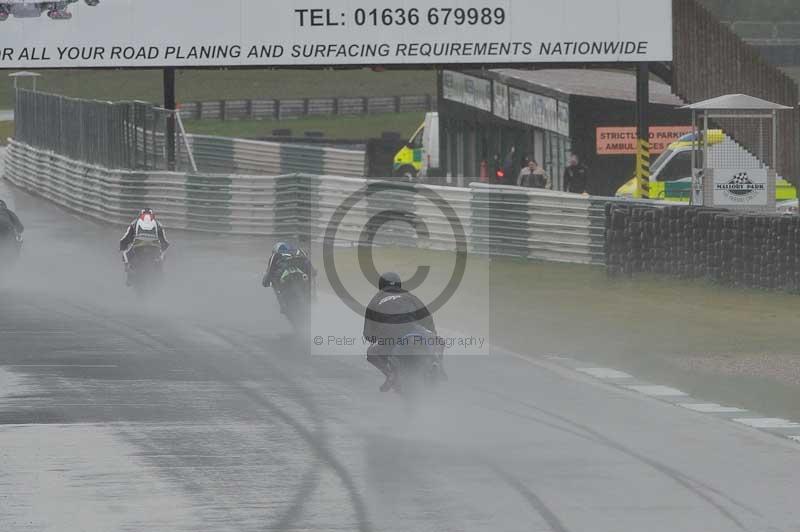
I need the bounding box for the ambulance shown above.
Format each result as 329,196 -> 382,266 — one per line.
615,130 -> 797,201
392,112 -> 439,180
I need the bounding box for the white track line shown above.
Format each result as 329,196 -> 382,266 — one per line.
679,403 -> 747,414
4,364 -> 119,368
577,367 -> 633,379
625,385 -> 688,397
733,418 -> 800,429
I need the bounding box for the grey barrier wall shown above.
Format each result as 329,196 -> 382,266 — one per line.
3,140 -> 607,265
178,94 -> 435,121
13,139 -> 798,291
182,135 -> 367,178
606,203 -> 800,293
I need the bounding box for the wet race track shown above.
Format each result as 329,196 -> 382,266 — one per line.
2,151 -> 800,531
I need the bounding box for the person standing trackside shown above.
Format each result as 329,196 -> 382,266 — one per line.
517,158 -> 550,189
563,153 -> 590,195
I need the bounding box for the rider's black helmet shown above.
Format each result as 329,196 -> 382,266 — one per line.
379,272 -> 402,291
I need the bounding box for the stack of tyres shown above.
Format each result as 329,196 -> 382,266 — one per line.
603,200 -> 800,295
605,204 -> 632,277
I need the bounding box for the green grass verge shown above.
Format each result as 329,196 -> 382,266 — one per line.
183,112 -> 424,140
0,69 -> 436,109
322,245 -> 800,420
0,121 -> 13,144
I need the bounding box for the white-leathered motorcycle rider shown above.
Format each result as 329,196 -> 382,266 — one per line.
119,208 -> 169,286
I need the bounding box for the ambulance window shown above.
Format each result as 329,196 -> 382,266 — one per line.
410,127 -> 424,149
657,150 -> 692,182
650,149 -> 672,174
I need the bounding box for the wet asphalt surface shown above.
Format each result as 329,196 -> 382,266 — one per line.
2,150 -> 800,531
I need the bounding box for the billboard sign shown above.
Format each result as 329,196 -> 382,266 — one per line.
509,88 -> 535,128
509,87 -> 566,136
493,81 -> 509,120
0,0 -> 673,68
557,101 -> 570,137
443,70 -> 491,112
596,126 -> 694,155
713,169 -> 768,206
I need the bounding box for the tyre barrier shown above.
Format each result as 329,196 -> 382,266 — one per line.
605,202 -> 800,293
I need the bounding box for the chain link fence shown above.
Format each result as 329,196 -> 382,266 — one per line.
702,111 -> 776,171
13,89 -> 190,171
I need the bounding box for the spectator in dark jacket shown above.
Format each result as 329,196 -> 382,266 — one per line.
517,159 -> 550,189
563,153 -> 590,194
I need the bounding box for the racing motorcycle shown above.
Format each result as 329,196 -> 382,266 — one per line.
126,240 -> 164,297
276,258 -> 311,333
386,326 -> 446,398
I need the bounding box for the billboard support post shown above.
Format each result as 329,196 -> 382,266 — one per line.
163,67 -> 176,171
635,62 -> 650,199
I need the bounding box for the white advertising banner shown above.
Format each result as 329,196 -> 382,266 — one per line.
713,168 -> 768,206
557,101 -> 570,137
509,87 -> 566,136
443,70 -> 492,112
509,88 -> 535,126
0,0 -> 673,68
493,81 -> 509,120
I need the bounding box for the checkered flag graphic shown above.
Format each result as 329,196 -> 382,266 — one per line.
730,172 -> 750,185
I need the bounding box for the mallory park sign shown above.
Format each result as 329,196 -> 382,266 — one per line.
0,0 -> 673,68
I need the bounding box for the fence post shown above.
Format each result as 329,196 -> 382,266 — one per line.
394,95 -> 401,113
247,99 -> 254,120
363,97 -> 370,114
303,98 -> 310,117
220,99 -> 227,121
333,96 -> 339,116
164,67 -> 177,171
196,101 -> 203,120
274,99 -> 280,120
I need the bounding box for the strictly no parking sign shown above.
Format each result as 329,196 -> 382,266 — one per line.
0,0 -> 673,68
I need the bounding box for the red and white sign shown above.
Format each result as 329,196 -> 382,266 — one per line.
596,126 -> 693,155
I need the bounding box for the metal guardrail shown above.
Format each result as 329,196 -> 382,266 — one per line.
183,135 -> 367,178
178,94 -> 435,121
4,140 -> 610,265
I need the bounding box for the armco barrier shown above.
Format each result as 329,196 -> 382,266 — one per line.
179,94 -> 435,121
3,140 -> 607,265
471,184 -> 608,264
4,140 -> 288,235
182,135 -> 367,178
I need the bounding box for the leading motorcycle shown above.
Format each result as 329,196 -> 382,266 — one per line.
386,326 -> 446,398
